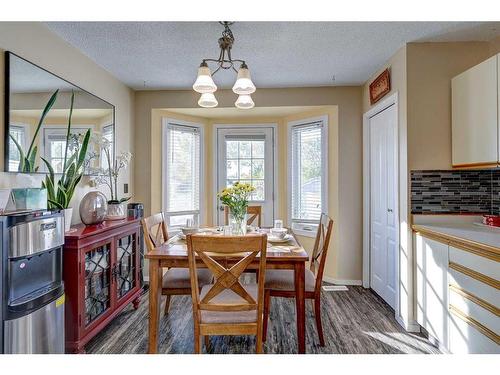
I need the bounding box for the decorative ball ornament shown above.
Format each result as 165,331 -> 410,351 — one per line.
79,191 -> 108,225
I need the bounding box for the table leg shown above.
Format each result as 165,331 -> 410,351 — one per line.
148,259 -> 162,354
294,262 -> 306,354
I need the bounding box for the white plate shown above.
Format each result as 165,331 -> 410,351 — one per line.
267,234 -> 293,243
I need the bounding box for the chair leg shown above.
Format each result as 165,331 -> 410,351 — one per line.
204,335 -> 210,351
262,290 -> 270,342
256,331 -> 263,354
313,297 -> 325,346
194,325 -> 201,354
164,295 -> 171,316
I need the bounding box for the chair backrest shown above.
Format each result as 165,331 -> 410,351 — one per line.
224,205 -> 262,227
141,213 -> 169,252
310,213 -> 334,292
187,233 -> 267,315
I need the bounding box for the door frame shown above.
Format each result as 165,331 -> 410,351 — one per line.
362,92 -> 400,316
212,123 -> 279,226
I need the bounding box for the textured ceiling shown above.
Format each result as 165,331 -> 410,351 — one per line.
45,22 -> 500,90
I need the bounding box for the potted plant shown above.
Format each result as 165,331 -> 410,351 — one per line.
41,91 -> 92,231
90,136 -> 131,220
217,181 -> 255,235
10,90 -> 58,173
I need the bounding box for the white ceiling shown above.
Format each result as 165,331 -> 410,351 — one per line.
45,22 -> 500,90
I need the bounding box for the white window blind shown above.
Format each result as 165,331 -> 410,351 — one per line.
289,118 -> 327,235
8,125 -> 26,171
165,123 -> 202,227
101,124 -> 114,169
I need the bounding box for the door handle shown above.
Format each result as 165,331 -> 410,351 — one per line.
219,206 -> 225,212
387,208 -> 393,213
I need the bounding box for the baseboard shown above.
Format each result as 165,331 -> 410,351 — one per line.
396,316 -> 421,333
322,276 -> 362,286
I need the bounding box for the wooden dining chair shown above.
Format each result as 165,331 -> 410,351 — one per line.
224,205 -> 262,227
262,213 -> 333,346
186,233 -> 268,353
141,213 -> 213,315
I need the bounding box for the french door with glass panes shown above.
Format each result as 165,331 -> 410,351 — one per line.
215,126 -> 276,227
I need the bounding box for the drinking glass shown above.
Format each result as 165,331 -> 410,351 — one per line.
223,225 -> 233,236
274,219 -> 283,229
186,218 -> 195,228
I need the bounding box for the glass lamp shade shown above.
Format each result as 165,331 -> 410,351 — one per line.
235,94 -> 255,109
198,92 -> 218,108
232,66 -> 256,95
193,65 -> 217,93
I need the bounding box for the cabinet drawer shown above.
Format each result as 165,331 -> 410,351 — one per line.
449,245 -> 500,279
449,308 -> 500,353
449,285 -> 499,334
449,268 -> 500,307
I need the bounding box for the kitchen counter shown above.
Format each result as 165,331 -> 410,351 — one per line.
412,221 -> 500,257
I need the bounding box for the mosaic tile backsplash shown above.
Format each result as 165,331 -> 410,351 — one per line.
411,169 -> 500,215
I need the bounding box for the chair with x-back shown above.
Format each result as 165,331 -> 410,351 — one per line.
142,213 -> 212,315
262,213 -> 333,346
186,233 -> 268,353
224,205 -> 262,227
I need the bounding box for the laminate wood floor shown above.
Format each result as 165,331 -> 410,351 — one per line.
85,286 -> 440,354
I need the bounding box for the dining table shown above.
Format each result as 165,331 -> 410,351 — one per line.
145,228 -> 310,354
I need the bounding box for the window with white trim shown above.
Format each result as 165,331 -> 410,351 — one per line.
164,122 -> 202,228
8,125 -> 27,171
288,116 -> 328,236
42,126 -> 92,173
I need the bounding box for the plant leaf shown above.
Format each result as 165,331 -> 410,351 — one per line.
41,157 -> 55,183
28,145 -> 38,172
48,199 -> 64,210
77,129 -> 91,170
9,134 -> 27,172
27,90 -> 59,157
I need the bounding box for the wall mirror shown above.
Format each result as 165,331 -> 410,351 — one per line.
4,52 -> 115,174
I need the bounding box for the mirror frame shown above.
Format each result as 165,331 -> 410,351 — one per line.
3,51 -> 116,174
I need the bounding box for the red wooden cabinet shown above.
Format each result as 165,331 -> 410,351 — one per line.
63,218 -> 142,353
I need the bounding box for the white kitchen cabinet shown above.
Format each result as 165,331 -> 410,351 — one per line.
451,54 -> 499,167
415,233 -> 449,349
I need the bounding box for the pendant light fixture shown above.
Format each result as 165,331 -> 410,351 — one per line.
235,94 -> 255,109
198,92 -> 218,108
193,22 -> 256,109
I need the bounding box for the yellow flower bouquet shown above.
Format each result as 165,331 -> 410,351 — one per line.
217,182 -> 255,234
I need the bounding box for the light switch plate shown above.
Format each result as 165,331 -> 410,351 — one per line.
124,183 -> 129,194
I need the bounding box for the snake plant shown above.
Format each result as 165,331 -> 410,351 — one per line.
10,90 -> 59,173
41,91 -> 91,210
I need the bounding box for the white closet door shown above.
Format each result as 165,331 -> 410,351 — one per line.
370,104 -> 397,309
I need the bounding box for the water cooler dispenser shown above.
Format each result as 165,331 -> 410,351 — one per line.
1,210 -> 65,354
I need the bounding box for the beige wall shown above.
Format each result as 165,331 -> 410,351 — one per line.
135,87 -> 363,282
406,42 -> 491,170
0,22 -> 135,224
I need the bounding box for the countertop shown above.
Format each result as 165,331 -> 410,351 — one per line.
412,221 -> 500,256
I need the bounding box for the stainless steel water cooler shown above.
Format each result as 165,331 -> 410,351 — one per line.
1,210 -> 65,354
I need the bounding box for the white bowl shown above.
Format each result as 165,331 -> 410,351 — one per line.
181,227 -> 200,235
270,227 -> 287,239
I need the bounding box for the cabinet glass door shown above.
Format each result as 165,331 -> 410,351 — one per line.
115,233 -> 137,301
84,243 -> 112,326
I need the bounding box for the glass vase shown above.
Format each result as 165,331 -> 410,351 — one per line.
106,202 -> 127,221
229,208 -> 247,235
